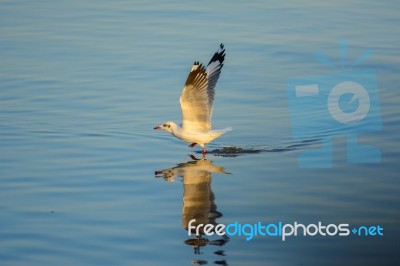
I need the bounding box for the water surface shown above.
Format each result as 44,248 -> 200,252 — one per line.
1,0 -> 400,265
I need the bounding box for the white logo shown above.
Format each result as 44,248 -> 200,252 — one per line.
327,81 -> 370,124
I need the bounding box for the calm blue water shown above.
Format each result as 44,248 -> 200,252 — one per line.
1,0 -> 400,265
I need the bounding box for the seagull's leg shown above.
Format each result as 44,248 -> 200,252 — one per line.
188,143 -> 197,148
201,147 -> 207,159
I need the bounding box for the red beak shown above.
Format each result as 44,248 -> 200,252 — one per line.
154,126 -> 161,130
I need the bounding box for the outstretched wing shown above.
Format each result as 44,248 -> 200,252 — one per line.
180,44 -> 225,132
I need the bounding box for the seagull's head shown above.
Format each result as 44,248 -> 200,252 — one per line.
154,121 -> 178,134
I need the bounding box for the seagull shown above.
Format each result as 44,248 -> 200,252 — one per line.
154,43 -> 231,155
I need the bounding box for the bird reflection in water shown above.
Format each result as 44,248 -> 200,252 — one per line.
155,155 -> 230,266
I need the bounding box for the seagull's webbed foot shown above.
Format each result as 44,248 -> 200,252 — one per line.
188,143 -> 197,148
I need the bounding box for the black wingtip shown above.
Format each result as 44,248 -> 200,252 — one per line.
207,43 -> 225,66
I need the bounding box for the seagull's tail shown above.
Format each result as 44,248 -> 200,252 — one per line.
212,127 -> 232,136
221,127 -> 233,133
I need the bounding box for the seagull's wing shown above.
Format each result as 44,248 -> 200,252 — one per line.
180,44 -> 225,132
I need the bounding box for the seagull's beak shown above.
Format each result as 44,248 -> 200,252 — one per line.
154,125 -> 161,130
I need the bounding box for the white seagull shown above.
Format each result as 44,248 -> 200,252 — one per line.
154,43 -> 231,155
